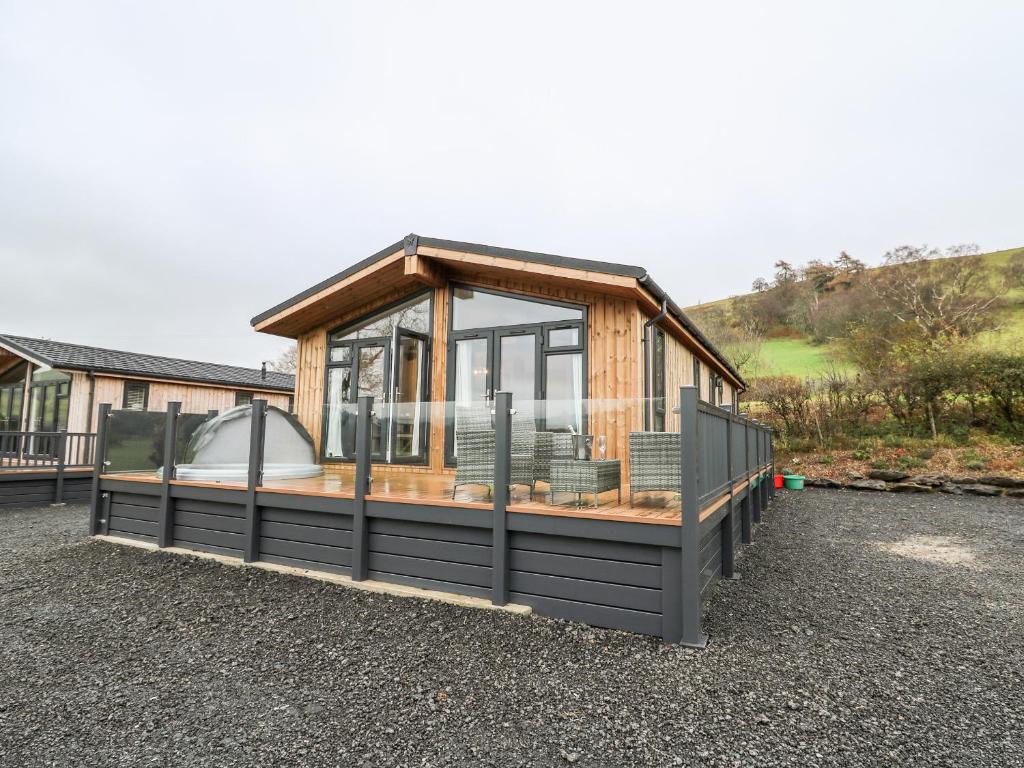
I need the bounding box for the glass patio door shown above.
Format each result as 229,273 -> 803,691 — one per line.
446,328 -> 541,462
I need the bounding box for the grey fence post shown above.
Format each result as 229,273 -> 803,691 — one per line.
739,415 -> 752,544
243,399 -> 267,563
679,385 -> 707,648
721,415 -> 736,580
751,420 -> 762,525
351,395 -> 373,581
89,404 -> 112,535
767,427 -> 775,502
52,430 -> 67,505
157,402 -> 181,548
492,391 -> 512,606
207,409 -> 219,419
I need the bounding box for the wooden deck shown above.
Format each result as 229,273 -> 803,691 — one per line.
100,465 -> 771,526
103,467 -> 686,525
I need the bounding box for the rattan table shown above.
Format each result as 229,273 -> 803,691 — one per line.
549,458 -> 622,507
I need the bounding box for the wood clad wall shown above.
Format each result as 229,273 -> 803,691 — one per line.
662,331 -> 696,433
66,374 -> 290,433
293,273 -> 646,476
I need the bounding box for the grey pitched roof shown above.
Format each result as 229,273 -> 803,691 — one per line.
251,233 -> 745,387
0,335 -> 294,392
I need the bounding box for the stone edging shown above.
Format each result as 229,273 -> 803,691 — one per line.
801,470 -> 1024,498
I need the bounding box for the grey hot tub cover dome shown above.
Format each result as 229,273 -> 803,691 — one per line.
168,404 -> 323,481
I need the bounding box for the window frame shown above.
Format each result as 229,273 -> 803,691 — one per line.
234,391 -> 254,407
321,288 -> 435,466
444,282 -> 588,466
122,381 -> 150,411
650,326 -> 666,431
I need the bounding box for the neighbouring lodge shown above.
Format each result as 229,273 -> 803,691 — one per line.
92,235 -> 776,645
0,334 -> 293,507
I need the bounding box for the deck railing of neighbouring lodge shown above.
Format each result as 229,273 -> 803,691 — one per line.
0,430 -> 98,505
90,387 -> 775,647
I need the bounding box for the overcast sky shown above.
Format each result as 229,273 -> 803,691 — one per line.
2,2 -> 1022,368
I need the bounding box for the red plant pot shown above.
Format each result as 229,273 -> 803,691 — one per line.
774,474 -> 784,489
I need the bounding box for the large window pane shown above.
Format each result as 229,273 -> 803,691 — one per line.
452,287 -> 582,331
324,367 -> 352,459
330,293 -> 431,341
545,353 -> 583,433
392,334 -> 426,460
498,334 -> 536,410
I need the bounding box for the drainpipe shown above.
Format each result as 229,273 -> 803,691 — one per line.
642,296 -> 668,429
86,370 -> 96,431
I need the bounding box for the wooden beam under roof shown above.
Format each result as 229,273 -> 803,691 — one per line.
404,253 -> 446,289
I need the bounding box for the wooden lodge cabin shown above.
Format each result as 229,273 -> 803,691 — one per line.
0,334 -> 294,438
251,234 -> 746,480
92,235 -> 774,645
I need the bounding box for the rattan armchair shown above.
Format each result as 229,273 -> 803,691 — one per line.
628,431 -> 680,505
533,431 -> 575,487
452,406 -> 536,498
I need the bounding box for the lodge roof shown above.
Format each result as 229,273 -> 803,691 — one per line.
0,335 -> 294,392
250,234 -> 745,388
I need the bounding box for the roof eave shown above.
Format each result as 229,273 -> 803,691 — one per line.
0,336 -> 54,372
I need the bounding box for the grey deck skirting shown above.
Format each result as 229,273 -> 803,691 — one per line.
0,471 -> 92,509
98,469 -> 772,640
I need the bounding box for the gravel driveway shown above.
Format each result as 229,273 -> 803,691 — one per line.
1,492 -> 1021,767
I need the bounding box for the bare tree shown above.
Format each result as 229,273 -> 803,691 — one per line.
867,243 -> 1005,345
269,345 -> 297,374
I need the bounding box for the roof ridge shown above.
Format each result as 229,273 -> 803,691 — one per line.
1,334 -> 285,378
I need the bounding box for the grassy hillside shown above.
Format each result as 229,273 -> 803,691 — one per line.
690,247 -> 1024,379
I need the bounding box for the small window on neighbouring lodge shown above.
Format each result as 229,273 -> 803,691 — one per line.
692,358 -> 702,400
123,381 -> 149,411
235,391 -> 254,407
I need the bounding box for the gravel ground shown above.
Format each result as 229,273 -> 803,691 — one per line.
1,492 -> 1022,768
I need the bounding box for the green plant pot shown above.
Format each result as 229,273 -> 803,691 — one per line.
783,475 -> 805,490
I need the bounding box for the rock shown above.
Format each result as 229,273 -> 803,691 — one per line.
847,479 -> 887,491
806,477 -> 843,488
937,484 -> 964,495
948,476 -> 979,485
889,482 -> 934,493
849,472 -> 865,480
977,476 -> 1024,489
907,475 -> 945,488
1003,488 -> 1024,498
867,470 -> 910,482
961,484 -> 1002,497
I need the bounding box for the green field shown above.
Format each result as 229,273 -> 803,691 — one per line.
691,247 -> 1024,379
756,338 -> 852,378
